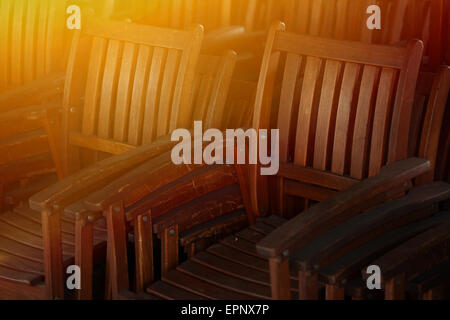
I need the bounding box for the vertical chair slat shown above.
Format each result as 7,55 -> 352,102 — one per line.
278,53 -> 301,162
350,65 -> 380,179
10,0 -> 25,86
98,40 -> 122,139
23,0 -> 39,83
128,45 -> 152,146
0,0 -> 12,86
157,49 -> 180,137
82,37 -> 108,136
113,42 -> 137,142
35,0 -> 49,78
368,68 -> 397,177
142,47 -> 166,145
331,62 -> 360,175
294,56 -> 322,167
313,60 -> 342,171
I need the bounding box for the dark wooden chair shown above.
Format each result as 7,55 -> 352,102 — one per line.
93,22 -> 436,299
0,19 -> 205,300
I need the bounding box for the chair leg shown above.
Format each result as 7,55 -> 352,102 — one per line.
422,288 -> 441,300
0,179 -> 4,213
298,271 -> 319,300
325,284 -> 345,300
269,258 -> 291,300
75,218 -> 93,300
106,203 -> 129,299
161,225 -> 179,276
385,273 -> 406,300
134,213 -> 153,292
41,209 -> 64,299
104,242 -> 112,300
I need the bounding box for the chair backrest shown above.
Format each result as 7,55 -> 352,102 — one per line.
0,0 -> 67,89
414,66 -> 450,185
250,22 -> 423,214
100,0 -> 238,32
244,0 -> 444,69
191,51 -> 237,129
61,19 -> 204,174
223,79 -> 257,129
446,0 -> 450,65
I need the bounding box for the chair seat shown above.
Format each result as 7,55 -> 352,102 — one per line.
0,204 -> 107,286
147,216 -> 301,300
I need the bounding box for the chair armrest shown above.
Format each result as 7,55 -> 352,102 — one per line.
290,182 -> 450,274
82,151 -> 205,212
81,132 -> 241,212
0,73 -> 65,112
363,219 -> 450,284
256,158 -> 431,259
0,101 -> 61,123
29,134 -> 175,213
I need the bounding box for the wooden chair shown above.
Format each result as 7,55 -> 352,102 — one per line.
255,64 -> 450,300
0,0 -> 67,91
0,19 -> 205,300
18,45 -> 237,300
0,0 -> 69,211
94,22 -> 432,299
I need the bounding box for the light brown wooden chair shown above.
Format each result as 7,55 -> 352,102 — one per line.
0,19 -> 204,300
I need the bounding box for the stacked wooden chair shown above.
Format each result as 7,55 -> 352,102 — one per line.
96,22 -> 450,300
0,13 -> 248,299
0,0 -> 67,91
0,19 -> 207,299
0,0 -> 69,212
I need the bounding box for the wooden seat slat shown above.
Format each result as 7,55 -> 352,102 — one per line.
248,222 -> 275,235
147,281 -> 206,300
0,220 -> 75,256
0,211 -> 77,247
207,243 -> 270,273
177,260 -> 272,299
235,227 -> 266,244
221,235 -> 260,257
0,249 -> 44,275
192,251 -> 298,290
257,215 -> 287,228
0,265 -> 43,286
162,269 -> 256,300
0,235 -> 45,263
